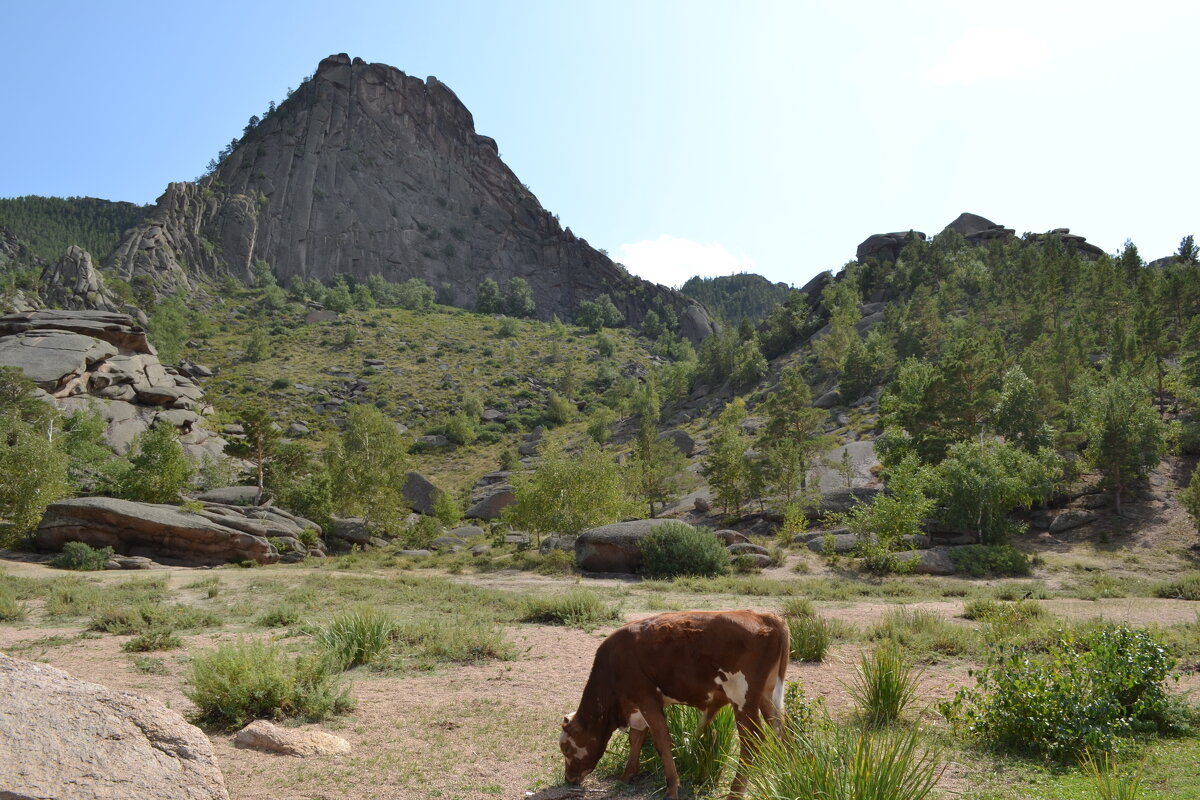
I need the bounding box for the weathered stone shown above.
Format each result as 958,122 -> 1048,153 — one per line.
892,548 -> 957,575
727,542 -> 769,556
466,485 -> 516,520
693,496 -> 711,513
430,535 -> 466,551
731,553 -> 773,569
37,497 -> 278,566
658,429 -> 695,457
470,544 -> 492,557
417,434 -> 452,450
39,246 -> 122,313
330,517 -> 371,545
504,531 -> 531,546
806,487 -> 881,520
234,720 -> 350,757
856,230 -> 926,263
575,519 -> 681,573
403,471 -> 445,516
1048,510 -> 1098,533
0,653 -> 229,800
195,486 -> 261,506
713,529 -> 749,545
539,535 -> 576,554
813,389 -> 841,409
448,525 -> 486,540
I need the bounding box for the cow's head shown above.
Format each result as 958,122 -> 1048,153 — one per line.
560,712 -> 605,785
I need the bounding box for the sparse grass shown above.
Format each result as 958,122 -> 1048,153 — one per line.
394,617 -> 516,665
132,656 -> 170,675
1154,572 -> 1200,601
868,607 -> 976,660
187,639 -> 354,730
0,585 -> 27,621
185,575 -> 222,598
519,589 -> 620,630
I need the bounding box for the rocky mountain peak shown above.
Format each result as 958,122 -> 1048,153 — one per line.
105,54 -> 714,341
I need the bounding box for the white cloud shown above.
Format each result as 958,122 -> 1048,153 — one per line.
615,235 -> 755,289
927,25 -> 1052,85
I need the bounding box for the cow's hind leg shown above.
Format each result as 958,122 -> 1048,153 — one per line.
639,704 -> 682,799
728,703 -> 771,799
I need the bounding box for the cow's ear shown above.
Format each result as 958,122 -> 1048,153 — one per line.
562,713 -> 574,727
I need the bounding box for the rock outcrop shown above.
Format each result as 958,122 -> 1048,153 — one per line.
855,230 -> 926,263
106,54 -> 715,341
0,309 -> 225,460
234,720 -> 350,757
0,653 -> 229,800
36,496 -> 280,566
38,245 -> 124,313
574,518 -> 681,573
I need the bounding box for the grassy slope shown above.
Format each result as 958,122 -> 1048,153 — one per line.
187,288 -> 656,493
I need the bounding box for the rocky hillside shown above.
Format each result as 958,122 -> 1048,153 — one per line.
105,54 -> 714,341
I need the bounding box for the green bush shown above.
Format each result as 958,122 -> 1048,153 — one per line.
256,603 -> 301,628
121,629 -> 183,652
948,544 -> 1031,577
639,522 -> 729,579
519,589 -> 619,630
1154,572 -> 1200,601
848,641 -> 922,727
868,607 -> 975,659
187,640 -> 353,730
394,617 -> 515,664
90,602 -> 221,634
51,541 -> 114,571
0,586 -> 27,621
601,705 -> 736,793
315,606 -> 396,670
942,624 -> 1180,760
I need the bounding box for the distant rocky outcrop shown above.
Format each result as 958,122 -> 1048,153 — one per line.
0,653 -> 229,800
856,230 -> 926,263
106,54 -> 715,341
857,213 -> 1107,264
38,245 -> 124,314
0,309 -> 225,460
36,496 -> 281,566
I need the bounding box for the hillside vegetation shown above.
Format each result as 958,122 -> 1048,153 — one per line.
0,196 -> 147,264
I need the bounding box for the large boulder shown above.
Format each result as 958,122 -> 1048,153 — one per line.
658,429 -> 696,457
892,547 -> 957,575
36,496 -> 279,566
0,653 -> 229,800
403,471 -> 445,516
855,230 -> 926,263
466,482 -> 516,520
805,487 -> 881,520
575,518 -> 681,573
808,440 -> 880,491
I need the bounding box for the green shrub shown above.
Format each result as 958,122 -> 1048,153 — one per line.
394,618 -> 515,664
0,586 -> 27,621
1154,572 -> 1200,601
315,606 -> 397,670
51,541 -> 114,571
519,589 -> 619,630
788,614 -> 832,662
639,522 -> 729,579
745,720 -> 941,800
941,624 -> 1179,760
187,640 -> 353,730
848,641 -> 922,727
257,603 -> 301,628
121,629 -> 183,652
781,596 -> 815,618
948,544 -> 1031,577
90,603 -> 221,634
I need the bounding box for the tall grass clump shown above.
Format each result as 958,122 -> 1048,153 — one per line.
0,585 -> 26,621
394,617 -> 515,664
256,603 -> 301,628
1080,751 -> 1145,800
788,614 -> 832,662
1154,572 -> 1200,601
639,522 -> 729,579
601,705 -> 737,793
847,641 -> 922,727
314,606 -> 397,670
89,602 -> 221,634
187,639 -> 353,730
519,589 -> 620,630
121,629 -> 182,652
745,721 -> 941,800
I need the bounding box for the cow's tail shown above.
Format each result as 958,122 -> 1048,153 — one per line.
768,613 -> 789,737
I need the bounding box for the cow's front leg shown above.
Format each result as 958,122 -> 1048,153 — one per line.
619,725 -> 645,782
640,704 -> 681,799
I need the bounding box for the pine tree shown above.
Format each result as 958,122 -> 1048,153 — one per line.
703,399 -> 752,513
757,365 -> 832,502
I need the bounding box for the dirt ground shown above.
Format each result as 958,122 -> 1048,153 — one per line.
3,554 -> 1200,800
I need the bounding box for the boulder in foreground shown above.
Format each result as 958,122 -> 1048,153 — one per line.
0,653 -> 229,800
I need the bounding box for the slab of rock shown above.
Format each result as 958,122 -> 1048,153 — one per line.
575,519 -> 682,573
37,496 -> 278,566
1048,510 -> 1098,533
731,553 -> 773,569
658,429 -> 695,457
0,653 -> 229,800
195,486 -> 261,506
727,542 -> 769,556
448,525 -> 486,540
813,389 -> 842,409
806,487 -> 881,520
329,517 -> 371,545
233,720 -> 350,757
892,548 -> 957,575
713,529 -> 749,545
466,484 -> 516,520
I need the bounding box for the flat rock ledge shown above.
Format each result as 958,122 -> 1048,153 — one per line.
0,653 -> 229,800
234,720 -> 352,757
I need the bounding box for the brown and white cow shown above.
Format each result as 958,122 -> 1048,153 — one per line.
559,609 -> 789,799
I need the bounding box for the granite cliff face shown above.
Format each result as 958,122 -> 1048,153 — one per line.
108,54 -> 714,340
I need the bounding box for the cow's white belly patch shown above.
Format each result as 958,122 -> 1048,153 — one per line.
715,670 -> 749,710
628,710 -> 648,731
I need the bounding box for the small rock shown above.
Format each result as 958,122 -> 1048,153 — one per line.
234,720 -> 350,757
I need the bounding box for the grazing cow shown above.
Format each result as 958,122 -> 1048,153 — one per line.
559,609 -> 789,799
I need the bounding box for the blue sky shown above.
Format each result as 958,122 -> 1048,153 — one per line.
3,1 -> 1197,288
